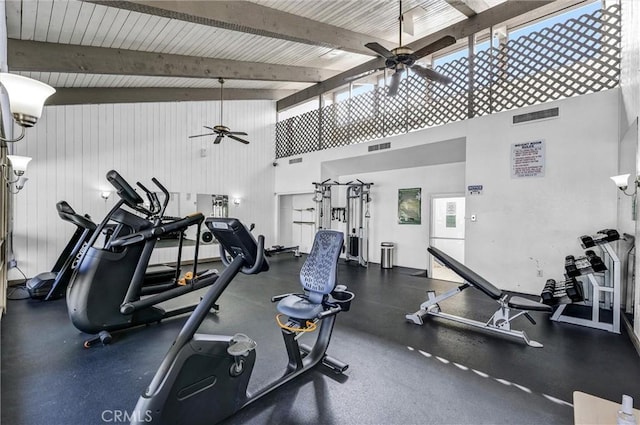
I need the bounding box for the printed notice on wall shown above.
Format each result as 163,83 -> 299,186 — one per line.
511,139 -> 545,178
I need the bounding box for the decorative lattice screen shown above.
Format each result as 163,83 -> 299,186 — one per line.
276,5 -> 620,159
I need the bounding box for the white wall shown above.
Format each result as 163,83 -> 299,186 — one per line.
340,164 -> 465,269
275,89 -> 621,295
465,90 -> 619,294
9,100 -> 277,278
620,0 -> 640,333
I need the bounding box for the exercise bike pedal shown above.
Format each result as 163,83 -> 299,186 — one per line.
227,334 -> 257,377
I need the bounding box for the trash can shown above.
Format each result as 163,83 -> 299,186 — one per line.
381,242 -> 395,269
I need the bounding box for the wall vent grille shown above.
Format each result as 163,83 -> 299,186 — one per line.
513,107 -> 559,124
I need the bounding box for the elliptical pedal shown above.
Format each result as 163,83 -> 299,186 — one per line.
83,331 -> 112,348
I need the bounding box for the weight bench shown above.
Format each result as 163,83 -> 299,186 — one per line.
406,246 -> 552,347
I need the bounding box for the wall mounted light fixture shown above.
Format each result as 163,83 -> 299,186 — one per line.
0,73 -> 56,142
233,197 -> 241,206
2,155 -> 32,194
101,191 -> 111,200
611,173 -> 639,220
610,173 -> 639,196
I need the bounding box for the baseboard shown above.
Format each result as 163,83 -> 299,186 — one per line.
622,314 -> 640,358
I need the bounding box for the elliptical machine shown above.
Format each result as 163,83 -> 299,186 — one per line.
66,170 -> 219,346
130,217 -> 355,425
27,201 -> 97,300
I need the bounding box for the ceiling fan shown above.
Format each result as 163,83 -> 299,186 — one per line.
360,0 -> 457,96
189,78 -> 250,145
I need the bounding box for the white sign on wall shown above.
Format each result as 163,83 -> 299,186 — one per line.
511,139 -> 545,178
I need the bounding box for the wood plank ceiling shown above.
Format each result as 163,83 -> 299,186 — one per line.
3,0 -> 585,106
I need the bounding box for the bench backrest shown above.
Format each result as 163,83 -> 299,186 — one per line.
428,246 -> 503,300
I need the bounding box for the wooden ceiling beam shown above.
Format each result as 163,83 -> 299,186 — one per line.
48,87 -> 295,105
8,40 -> 338,82
445,0 -> 479,18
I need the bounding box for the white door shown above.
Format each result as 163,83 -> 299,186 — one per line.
430,195 -> 465,282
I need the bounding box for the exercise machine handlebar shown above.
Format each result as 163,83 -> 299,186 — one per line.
56,201 -> 97,231
317,306 -> 342,319
152,177 -> 170,219
218,234 -> 266,275
106,169 -> 144,208
110,213 -> 205,247
136,181 -> 161,217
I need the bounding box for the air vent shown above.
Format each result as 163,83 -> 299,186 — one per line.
368,142 -> 391,152
289,158 -> 302,164
513,107 -> 559,124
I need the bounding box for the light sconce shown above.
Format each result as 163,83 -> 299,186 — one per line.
233,197 -> 241,206
2,154 -> 32,194
0,73 -> 56,142
610,173 -> 639,196
101,191 -> 111,200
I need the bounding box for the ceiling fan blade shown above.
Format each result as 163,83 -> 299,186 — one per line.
411,64 -> 452,84
412,35 -> 457,59
189,133 -> 214,138
227,134 -> 250,144
214,135 -> 223,144
227,131 -> 248,136
203,126 -> 216,131
388,69 -> 403,96
365,42 -> 396,59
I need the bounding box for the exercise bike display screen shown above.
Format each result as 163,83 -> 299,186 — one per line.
205,218 -> 269,273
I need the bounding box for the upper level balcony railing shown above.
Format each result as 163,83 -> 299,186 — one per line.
276,5 -> 620,159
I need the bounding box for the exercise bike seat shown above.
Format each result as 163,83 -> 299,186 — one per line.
277,230 -> 344,320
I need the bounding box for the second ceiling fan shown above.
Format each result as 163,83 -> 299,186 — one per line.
189,78 -> 250,145
362,0 -> 457,96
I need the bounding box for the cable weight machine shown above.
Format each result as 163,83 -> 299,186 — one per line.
312,179 -> 373,267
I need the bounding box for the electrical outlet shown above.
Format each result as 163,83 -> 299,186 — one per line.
8,259 -> 17,269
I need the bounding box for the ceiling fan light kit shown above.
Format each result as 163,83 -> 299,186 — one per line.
189,78 -> 250,145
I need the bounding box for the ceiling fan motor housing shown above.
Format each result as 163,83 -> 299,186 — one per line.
390,46 -> 416,67
213,125 -> 230,133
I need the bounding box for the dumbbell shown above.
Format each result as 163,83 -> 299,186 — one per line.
580,235 -> 595,249
541,279 -> 557,304
597,229 -> 620,242
580,229 -> 620,248
565,255 -> 579,277
564,277 -> 584,302
585,250 -> 607,273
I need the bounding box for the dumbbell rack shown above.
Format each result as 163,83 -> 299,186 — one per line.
551,234 -> 621,334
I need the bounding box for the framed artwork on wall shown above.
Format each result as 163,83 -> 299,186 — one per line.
398,188 -> 421,224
